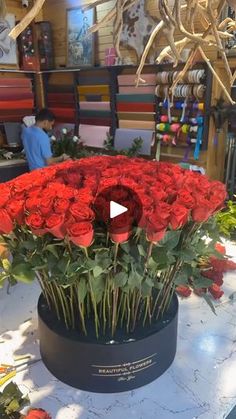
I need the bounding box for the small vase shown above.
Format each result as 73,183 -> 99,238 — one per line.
38,293 -> 178,393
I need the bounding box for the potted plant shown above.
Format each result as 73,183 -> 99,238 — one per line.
0,156 -> 226,392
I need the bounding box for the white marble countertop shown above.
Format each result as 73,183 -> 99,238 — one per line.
0,241 -> 236,419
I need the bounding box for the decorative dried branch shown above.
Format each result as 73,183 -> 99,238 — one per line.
8,0 -> 46,40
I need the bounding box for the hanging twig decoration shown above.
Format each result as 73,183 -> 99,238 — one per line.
85,0 -> 236,103
8,0 -> 46,40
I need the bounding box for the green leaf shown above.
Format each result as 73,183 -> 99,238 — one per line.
11,263 -> 34,283
114,272 -> 128,288
174,264 -> 192,285
93,265 -> 104,278
152,248 -> 176,269
45,244 -> 59,259
138,244 -> 146,257
178,248 -> 196,263
6,399 -> 20,413
21,240 -> 36,250
193,276 -> 213,289
202,294 -> 217,315
158,230 -> 182,250
92,276 -> 105,303
1,258 -> 11,272
141,281 -> 152,297
77,279 -> 87,303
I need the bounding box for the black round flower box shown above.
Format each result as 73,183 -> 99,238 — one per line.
38,293 -> 178,393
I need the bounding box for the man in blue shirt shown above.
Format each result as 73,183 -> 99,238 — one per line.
22,108 -> 69,171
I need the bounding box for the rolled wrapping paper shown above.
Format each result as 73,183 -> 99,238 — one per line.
0,99 -> 34,110
77,85 -> 110,95
119,86 -> 156,94
116,94 -> 155,103
79,95 -> 110,102
114,128 -> 154,155
78,72 -> 110,84
117,103 -> 155,112
119,120 -> 155,130
0,90 -> 33,100
49,108 -> 76,119
79,124 -> 110,148
118,73 -> 156,86
79,101 -> 111,111
48,85 -> 75,93
80,110 -> 111,118
118,112 -> 155,121
48,93 -> 75,104
80,117 -> 111,126
0,78 -> 32,88
48,102 -> 75,109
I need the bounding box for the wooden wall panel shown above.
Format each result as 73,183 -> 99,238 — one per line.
42,0 -> 218,68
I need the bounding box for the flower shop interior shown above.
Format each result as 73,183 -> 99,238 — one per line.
0,0 -> 236,418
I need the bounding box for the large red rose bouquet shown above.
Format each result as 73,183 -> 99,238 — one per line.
0,156 -> 227,337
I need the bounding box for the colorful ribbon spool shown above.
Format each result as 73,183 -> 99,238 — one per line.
194,116 -> 204,160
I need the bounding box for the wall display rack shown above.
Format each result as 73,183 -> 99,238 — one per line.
42,63 -> 212,165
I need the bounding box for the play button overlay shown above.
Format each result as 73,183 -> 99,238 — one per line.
93,185 -> 143,238
110,201 -> 128,219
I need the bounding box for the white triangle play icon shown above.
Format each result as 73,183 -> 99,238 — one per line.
110,201 -> 128,219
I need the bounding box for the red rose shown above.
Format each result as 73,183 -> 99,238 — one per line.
209,284 -> 224,299
65,170 -> 81,186
0,190 -> 10,207
0,209 -> 13,234
75,188 -> 94,205
67,221 -> 94,247
25,408 -> 51,419
102,168 -> 120,178
155,202 -> 171,220
150,187 -> 167,202
176,191 -> 195,209
25,197 -> 40,211
69,203 -> 95,221
215,243 -> 226,255
176,285 -> 192,297
226,259 -> 236,270
170,204 -> 189,230
6,199 -> 25,225
39,198 -> 53,216
202,268 -> 223,286
54,198 -> 70,214
138,194 -> 153,208
146,213 -> 168,243
98,178 -> 118,191
109,213 -> 132,243
46,214 -> 65,239
191,197 -> 213,222
26,212 -> 44,230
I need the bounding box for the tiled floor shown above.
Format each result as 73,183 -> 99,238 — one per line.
0,242 -> 236,419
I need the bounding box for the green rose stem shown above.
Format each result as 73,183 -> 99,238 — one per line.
84,247 -> 99,338
112,287 -> 119,336
113,242 -> 119,274
69,286 -> 75,329
55,285 -> 70,329
131,290 -> 141,332
126,292 -> 131,333
76,288 -> 87,335
35,271 -> 51,310
103,278 -> 108,334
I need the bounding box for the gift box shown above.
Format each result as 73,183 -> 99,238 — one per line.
105,47 -> 116,66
